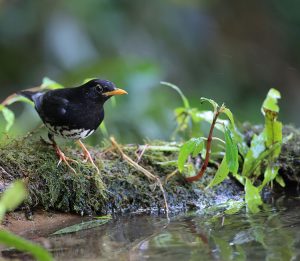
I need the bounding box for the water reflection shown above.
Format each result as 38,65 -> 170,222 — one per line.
50,197 -> 300,261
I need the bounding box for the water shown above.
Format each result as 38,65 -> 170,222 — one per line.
48,196 -> 300,261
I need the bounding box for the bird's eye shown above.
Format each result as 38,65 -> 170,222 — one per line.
96,84 -> 103,93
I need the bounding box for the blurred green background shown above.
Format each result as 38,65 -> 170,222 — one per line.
0,0 -> 299,144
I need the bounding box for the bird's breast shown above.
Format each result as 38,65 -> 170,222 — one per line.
44,123 -> 95,140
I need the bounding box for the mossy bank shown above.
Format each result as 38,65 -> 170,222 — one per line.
0,125 -> 299,216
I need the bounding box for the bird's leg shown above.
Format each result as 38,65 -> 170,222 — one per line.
48,133 -> 77,174
76,140 -> 100,174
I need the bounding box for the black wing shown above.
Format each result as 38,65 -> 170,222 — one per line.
36,91 -> 70,126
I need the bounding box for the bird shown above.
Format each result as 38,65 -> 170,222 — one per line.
19,79 -> 128,173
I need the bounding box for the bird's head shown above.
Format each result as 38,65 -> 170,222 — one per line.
83,79 -> 128,102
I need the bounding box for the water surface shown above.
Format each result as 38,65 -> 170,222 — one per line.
49,196 -> 300,261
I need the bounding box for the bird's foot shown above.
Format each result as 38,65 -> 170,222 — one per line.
55,147 -> 78,174
77,140 -> 100,174
83,149 -> 100,174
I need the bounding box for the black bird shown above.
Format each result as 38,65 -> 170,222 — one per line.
19,79 -> 127,173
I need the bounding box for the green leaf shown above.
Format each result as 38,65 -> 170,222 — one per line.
245,178 -> 263,213
193,110 -> 228,132
222,107 -> 249,157
258,165 -> 280,191
41,77 -> 64,90
177,138 -> 204,172
275,174 -> 285,187
52,219 -> 110,235
100,121 -> 108,136
200,97 -> 218,112
161,81 -> 190,109
264,116 -> 282,157
174,107 -> 190,132
261,88 -> 281,115
222,107 -> 235,126
4,96 -> 34,106
0,106 -> 15,132
207,155 -> 229,188
0,230 -> 52,261
0,180 -> 27,221
184,162 -> 196,178
242,133 -> 266,177
224,126 -> 239,173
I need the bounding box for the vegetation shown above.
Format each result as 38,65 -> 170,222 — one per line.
0,181 -> 52,261
0,78 -> 297,216
168,83 -> 292,213
0,77 -> 298,259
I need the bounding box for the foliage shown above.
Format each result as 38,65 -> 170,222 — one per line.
167,83 -> 290,213
0,181 -> 53,261
52,217 -> 111,235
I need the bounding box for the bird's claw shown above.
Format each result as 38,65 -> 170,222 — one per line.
83,151 -> 100,174
55,148 -> 77,174
77,140 -> 100,174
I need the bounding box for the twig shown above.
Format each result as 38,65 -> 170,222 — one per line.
135,144 -> 149,163
165,169 -> 179,184
185,109 -> 221,182
110,137 -> 170,221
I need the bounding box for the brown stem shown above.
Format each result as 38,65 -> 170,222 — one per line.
110,137 -> 170,221
185,109 -> 221,182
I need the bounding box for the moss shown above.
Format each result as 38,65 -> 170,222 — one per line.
0,134 -> 243,215
0,136 -> 106,215
278,126 -> 300,184
1,125 -> 300,215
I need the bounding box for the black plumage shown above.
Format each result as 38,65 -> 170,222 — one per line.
19,79 -> 127,173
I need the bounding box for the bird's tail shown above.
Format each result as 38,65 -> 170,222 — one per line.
18,91 -> 37,102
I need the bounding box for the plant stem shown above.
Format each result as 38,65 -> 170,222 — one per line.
185,109 -> 221,182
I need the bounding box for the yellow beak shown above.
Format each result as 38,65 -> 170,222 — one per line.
104,88 -> 128,96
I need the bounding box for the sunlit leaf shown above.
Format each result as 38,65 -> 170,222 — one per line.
161,81 -> 190,109
222,107 -> 249,157
100,121 -> 108,136
222,107 -> 235,126
184,162 -> 196,178
264,117 -> 282,154
224,126 -> 239,173
52,219 -> 110,235
178,138 -> 204,172
275,175 -> 285,187
261,88 -> 281,115
193,111 -> 228,132
174,107 -> 190,132
259,165 -> 280,191
245,178 -> 263,213
0,230 -> 52,261
207,155 -> 229,188
0,180 -> 27,221
0,106 -> 15,132
4,96 -> 34,106
200,97 -> 218,112
242,133 -> 266,177
41,77 -> 64,90
232,173 -> 245,186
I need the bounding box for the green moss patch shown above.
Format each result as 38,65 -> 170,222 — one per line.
0,135 -> 243,215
